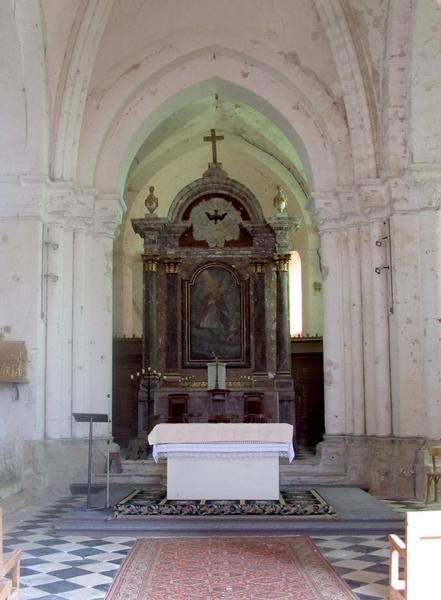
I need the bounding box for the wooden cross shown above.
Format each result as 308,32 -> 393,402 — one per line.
203,128 -> 224,164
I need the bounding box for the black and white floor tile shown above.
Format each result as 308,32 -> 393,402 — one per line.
3,494 -> 439,600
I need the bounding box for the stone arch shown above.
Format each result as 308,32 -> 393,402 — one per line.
382,0 -> 413,177
77,46 -> 353,193
409,0 -> 441,167
313,0 -> 378,180
51,0 -> 115,180
0,1 -> 48,175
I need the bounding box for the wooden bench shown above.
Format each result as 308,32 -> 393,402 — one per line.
0,508 -> 21,599
389,511 -> 441,599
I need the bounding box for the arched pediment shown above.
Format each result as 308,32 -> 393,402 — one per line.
168,165 -> 265,223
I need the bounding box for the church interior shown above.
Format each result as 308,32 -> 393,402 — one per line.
1,1 -> 441,598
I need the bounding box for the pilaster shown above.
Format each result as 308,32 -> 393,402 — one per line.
409,168 -> 441,439
309,192 -> 347,435
164,257 -> 182,372
250,258 -> 268,373
387,177 -> 425,437
273,254 -> 291,375
142,255 -> 160,371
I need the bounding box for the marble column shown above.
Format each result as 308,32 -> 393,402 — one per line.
250,258 -> 268,373
142,255 -> 159,370
164,257 -> 182,372
273,254 -> 291,374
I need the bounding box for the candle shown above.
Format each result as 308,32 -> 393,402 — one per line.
130,374 -> 134,380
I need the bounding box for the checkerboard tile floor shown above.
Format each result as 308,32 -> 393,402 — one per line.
3,494 -> 436,600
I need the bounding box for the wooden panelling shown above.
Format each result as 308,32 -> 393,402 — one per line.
112,338 -> 142,443
291,339 -> 324,449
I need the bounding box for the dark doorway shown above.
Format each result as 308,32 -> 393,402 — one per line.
291,337 -> 325,450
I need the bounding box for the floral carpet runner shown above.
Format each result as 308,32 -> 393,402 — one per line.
105,536 -> 358,600
113,487 -> 336,517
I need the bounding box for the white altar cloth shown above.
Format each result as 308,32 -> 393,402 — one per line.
148,423 -> 294,500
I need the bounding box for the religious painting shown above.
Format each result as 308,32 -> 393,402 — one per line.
183,263 -> 249,366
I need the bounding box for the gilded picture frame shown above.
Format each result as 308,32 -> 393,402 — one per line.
183,263 -> 249,366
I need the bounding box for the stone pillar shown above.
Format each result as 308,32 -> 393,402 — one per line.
273,254 -> 291,374
71,226 -> 89,438
164,257 -> 182,372
142,255 -> 159,370
320,228 -> 346,435
250,258 -> 268,373
359,184 -> 392,437
44,222 -> 64,439
346,224 -> 365,435
418,183 -> 441,439
88,192 -> 124,437
389,208 -> 424,437
370,218 -> 392,436
359,220 -> 376,435
42,189 -> 75,442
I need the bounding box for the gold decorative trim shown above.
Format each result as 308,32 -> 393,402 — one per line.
250,257 -> 268,274
163,258 -> 182,274
142,255 -> 160,272
273,254 -> 291,272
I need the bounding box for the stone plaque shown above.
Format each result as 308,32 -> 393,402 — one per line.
0,341 -> 28,383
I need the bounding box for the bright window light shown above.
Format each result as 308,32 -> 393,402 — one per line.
289,251 -> 302,336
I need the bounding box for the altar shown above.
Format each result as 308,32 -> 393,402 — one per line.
148,423 -> 294,500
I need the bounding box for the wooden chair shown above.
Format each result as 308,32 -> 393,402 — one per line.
0,508 -> 21,599
426,447 -> 441,503
242,392 -> 265,422
168,394 -> 189,423
244,413 -> 267,423
208,414 -> 231,423
389,511 -> 441,599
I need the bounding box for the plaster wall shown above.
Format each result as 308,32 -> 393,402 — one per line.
411,0 -> 441,164
0,215 -> 45,498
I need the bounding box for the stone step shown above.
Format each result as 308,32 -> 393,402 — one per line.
94,458 -> 357,487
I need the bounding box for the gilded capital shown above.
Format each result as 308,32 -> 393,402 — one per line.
163,257 -> 182,274
250,257 -> 268,274
273,253 -> 291,272
142,255 -> 160,272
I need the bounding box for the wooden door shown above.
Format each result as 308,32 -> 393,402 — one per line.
112,338 -> 142,443
291,349 -> 324,449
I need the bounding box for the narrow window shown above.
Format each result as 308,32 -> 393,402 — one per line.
289,250 -> 302,336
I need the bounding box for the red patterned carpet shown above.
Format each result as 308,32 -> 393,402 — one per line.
105,536 -> 358,600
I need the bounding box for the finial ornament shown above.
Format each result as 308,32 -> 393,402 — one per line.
145,186 -> 159,215
273,185 -> 288,216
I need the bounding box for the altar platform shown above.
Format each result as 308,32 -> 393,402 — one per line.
55,485 -> 404,537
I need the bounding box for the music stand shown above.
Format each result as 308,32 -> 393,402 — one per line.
72,413 -> 109,510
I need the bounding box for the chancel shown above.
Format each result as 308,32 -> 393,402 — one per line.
1,2 -> 441,599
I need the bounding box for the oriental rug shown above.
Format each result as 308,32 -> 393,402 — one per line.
105,536 -> 358,600
113,487 -> 336,518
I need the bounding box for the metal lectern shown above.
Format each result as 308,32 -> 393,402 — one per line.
72,412 -> 109,510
